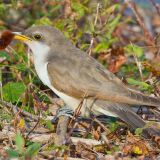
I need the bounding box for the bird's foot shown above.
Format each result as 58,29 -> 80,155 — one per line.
51,105 -> 73,124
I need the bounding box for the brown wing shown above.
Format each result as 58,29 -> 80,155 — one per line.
47,47 -> 160,107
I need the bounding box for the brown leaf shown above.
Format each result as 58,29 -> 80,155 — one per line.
76,142 -> 96,160
33,94 -> 48,112
92,126 -> 101,140
108,47 -> 126,73
63,0 -> 72,18
0,31 -> 14,50
143,61 -> 160,76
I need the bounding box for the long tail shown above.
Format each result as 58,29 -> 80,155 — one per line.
94,100 -> 160,137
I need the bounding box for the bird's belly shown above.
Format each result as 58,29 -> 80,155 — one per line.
50,88 -> 116,117
50,86 -> 93,117
50,86 -> 80,110
49,86 -> 117,117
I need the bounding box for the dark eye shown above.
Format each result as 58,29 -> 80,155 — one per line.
33,34 -> 43,40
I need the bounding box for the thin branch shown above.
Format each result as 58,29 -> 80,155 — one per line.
88,3 -> 100,55
125,0 -> 154,46
0,99 -> 39,121
0,130 -> 102,146
149,0 -> 160,16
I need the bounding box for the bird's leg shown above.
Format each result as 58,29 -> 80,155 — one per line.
51,105 -> 73,156
51,105 -> 73,124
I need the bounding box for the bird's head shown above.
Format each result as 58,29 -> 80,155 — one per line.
14,25 -> 69,57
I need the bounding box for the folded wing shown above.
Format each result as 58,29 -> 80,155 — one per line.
47,48 -> 160,107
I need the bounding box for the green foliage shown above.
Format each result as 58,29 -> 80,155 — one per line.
106,4 -> 120,13
125,44 -> 144,58
0,108 -> 12,121
126,78 -> 153,92
107,14 -> 121,38
135,128 -> 143,136
45,143 -> 68,152
15,133 -> 25,154
93,38 -> 117,53
2,82 -> 26,103
25,143 -> 41,158
0,51 -> 11,61
7,133 -> 41,159
35,17 -> 53,26
0,3 -> 7,16
105,145 -> 120,155
108,122 -> 119,132
45,120 -> 55,131
71,1 -> 89,19
7,149 -> 19,158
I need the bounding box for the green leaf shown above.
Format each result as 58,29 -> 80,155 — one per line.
94,41 -> 109,53
108,14 -> 121,27
25,143 -> 41,158
106,4 -> 120,14
108,122 -> 119,132
0,4 -> 6,16
93,38 -> 116,53
7,149 -> 19,158
107,14 -> 121,37
45,120 -> 55,131
16,64 -> 27,71
0,51 -> 11,61
135,128 -> 143,136
15,133 -> 25,154
35,17 -> 52,26
126,78 -> 151,91
71,1 -> 89,18
125,44 -> 144,57
3,82 -> 25,103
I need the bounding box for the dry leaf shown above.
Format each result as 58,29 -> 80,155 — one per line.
0,31 -> 14,50
108,47 -> 126,73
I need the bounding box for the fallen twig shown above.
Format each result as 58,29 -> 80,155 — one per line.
0,129 -> 102,146
55,115 -> 70,146
0,99 -> 39,121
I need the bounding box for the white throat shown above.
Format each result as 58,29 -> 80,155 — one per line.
26,41 -> 51,86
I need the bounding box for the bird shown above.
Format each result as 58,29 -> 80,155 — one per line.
14,25 -> 160,136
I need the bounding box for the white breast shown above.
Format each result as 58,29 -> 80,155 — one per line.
27,42 -> 81,111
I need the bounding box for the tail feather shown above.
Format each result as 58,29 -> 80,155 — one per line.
94,100 -> 160,137
129,89 -> 160,108
95,100 -> 145,129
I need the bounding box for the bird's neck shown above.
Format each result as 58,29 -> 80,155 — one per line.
27,41 -> 51,86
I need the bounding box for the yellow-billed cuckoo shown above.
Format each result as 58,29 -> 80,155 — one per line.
14,26 -> 160,135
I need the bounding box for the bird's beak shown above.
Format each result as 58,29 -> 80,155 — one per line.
12,32 -> 32,42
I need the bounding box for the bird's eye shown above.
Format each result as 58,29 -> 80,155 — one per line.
32,34 -> 43,40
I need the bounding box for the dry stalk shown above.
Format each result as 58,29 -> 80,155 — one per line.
88,3 -> 100,55
149,0 -> 160,16
125,0 -> 154,46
